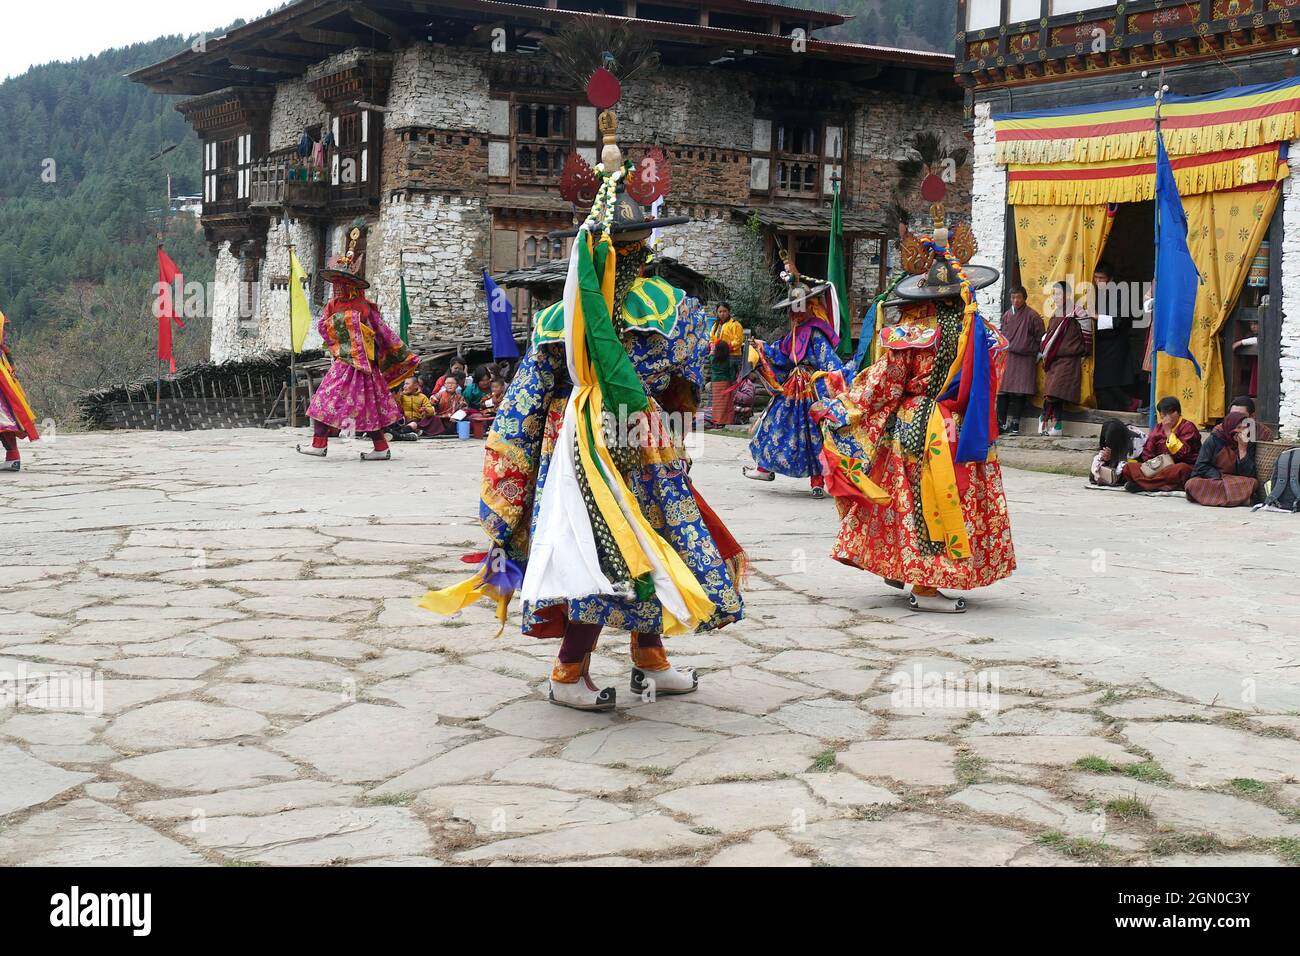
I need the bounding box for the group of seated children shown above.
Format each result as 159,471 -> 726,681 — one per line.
389,358 -> 510,440
1089,394 -> 1265,507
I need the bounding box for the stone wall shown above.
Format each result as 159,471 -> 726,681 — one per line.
269,77 -> 328,153
209,243 -> 245,364
384,128 -> 489,196
254,218 -> 324,355
1279,172 -> 1300,435
968,101 -> 1006,320
374,193 -> 491,342
387,43 -> 491,132
848,93 -> 974,227
654,207 -> 748,300
662,146 -> 750,205
619,67 -> 755,149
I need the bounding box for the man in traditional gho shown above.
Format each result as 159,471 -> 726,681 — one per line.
743,253 -> 846,499
421,33 -> 745,711
0,308 -> 38,473
995,284 -> 1043,435
810,209 -> 1015,613
296,227 -> 417,461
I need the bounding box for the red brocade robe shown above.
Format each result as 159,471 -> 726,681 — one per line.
813,319 -> 1017,591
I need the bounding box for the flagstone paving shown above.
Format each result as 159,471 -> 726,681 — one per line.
1,427 -> 1298,866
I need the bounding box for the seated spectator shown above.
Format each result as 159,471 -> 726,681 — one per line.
433,357 -> 467,394
479,377 -> 507,415
395,378 -> 444,438
433,371 -> 467,422
418,372 -> 438,398
734,374 -> 756,425
1090,418 -> 1141,487
1125,396 -> 1201,492
1229,395 -> 1274,440
1185,411 -> 1258,507
463,367 -> 492,410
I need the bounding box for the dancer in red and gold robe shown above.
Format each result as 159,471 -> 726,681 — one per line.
812,214 -> 1015,613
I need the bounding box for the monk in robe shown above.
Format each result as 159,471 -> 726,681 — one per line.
1126,396 -> 1201,492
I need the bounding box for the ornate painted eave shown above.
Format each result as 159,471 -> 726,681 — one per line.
956,0 -> 1300,90
175,87 -> 276,134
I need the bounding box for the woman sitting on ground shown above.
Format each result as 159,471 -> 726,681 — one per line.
1125,396 -> 1201,493
1090,418 -> 1141,487
1184,411 -> 1257,507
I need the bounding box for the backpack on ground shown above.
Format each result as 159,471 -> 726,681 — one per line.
1260,447 -> 1300,512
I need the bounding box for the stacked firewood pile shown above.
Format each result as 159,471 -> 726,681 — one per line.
79,351 -> 324,431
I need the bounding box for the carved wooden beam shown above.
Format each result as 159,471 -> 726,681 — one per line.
226,52 -> 312,74
346,2 -> 410,46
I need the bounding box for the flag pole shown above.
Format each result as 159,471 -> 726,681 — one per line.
285,217 -> 298,428
1148,71 -> 1167,429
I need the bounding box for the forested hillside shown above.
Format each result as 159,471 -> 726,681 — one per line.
0,34 -> 220,337
813,0 -> 958,54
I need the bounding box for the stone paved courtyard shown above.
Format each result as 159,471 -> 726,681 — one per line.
1,428 -> 1298,867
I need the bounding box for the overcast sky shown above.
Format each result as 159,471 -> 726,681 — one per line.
1,0 -> 284,79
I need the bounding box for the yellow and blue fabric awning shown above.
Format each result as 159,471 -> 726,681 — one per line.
995,76 -> 1300,168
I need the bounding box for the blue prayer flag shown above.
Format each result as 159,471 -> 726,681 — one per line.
1153,133 -> 1201,376
483,270 -> 519,360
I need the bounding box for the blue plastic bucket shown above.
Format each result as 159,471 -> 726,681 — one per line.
457,419 -> 472,440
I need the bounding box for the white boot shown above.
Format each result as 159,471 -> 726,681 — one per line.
631,663 -> 698,697
548,654 -> 616,712
295,444 -> 327,458
360,449 -> 391,461
742,466 -> 775,482
1,459 -> 20,472
907,588 -> 967,613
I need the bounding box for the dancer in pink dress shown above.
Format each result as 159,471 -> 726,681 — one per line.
296,231 -> 417,461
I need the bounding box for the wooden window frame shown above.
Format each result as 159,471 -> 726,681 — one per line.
489,93 -> 598,192
752,115 -> 848,202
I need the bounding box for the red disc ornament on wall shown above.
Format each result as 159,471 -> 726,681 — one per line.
920,173 -> 947,203
586,67 -> 622,110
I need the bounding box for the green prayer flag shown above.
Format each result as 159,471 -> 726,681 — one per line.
399,275 -> 412,345
828,177 -> 852,358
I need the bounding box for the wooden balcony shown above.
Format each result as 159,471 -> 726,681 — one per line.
248,159 -> 328,211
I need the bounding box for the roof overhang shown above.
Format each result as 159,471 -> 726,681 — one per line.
128,0 -> 954,97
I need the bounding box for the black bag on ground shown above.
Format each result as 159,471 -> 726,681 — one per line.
1261,447 -> 1300,512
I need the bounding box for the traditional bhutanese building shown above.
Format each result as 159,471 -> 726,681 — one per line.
958,0 -> 1300,434
128,0 -> 967,362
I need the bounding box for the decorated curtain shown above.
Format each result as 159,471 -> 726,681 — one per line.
1012,204 -> 1115,409
1156,183 -> 1279,425
995,76 -> 1300,422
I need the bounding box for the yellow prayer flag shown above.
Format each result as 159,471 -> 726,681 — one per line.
289,250 -> 311,353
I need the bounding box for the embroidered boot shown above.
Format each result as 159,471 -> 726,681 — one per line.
548,653 -> 616,712
629,633 -> 698,697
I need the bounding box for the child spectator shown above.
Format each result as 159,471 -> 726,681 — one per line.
434,358 -> 467,393
434,371 -> 467,421
481,377 -> 507,415
396,377 -> 443,437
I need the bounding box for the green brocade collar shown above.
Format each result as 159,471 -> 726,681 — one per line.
532,276 -> 684,348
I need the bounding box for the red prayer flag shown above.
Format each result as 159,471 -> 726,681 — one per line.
156,246 -> 185,373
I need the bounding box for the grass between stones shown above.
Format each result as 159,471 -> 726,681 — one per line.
811,749 -> 837,772
1105,797 -> 1153,821
1036,831 -> 1119,863
1071,756 -> 1172,783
